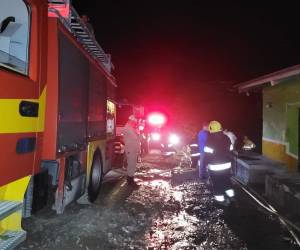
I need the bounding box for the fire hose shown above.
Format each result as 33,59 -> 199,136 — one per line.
232,177 -> 300,247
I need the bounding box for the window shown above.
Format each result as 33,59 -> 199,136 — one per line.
0,0 -> 30,75
107,100 -> 116,134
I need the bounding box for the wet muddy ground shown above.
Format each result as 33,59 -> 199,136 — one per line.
18,153 -> 299,250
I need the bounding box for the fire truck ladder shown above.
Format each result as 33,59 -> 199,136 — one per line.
48,0 -> 114,74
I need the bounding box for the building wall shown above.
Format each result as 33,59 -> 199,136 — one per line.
262,76 -> 300,171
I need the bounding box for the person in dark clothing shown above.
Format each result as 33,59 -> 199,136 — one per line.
197,122 -> 209,179
204,121 -> 234,203
204,120 -> 232,165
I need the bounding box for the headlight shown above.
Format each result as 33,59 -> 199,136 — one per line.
169,134 -> 179,145
151,133 -> 161,141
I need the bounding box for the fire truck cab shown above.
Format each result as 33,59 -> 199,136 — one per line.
0,0 -> 117,247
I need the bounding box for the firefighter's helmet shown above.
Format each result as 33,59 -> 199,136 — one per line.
209,120 -> 222,133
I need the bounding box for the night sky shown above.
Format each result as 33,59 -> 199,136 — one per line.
73,0 -> 300,139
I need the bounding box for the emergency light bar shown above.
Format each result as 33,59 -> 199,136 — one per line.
48,0 -> 70,18
147,112 -> 166,126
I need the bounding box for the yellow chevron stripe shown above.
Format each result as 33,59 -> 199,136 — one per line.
0,87 -> 46,134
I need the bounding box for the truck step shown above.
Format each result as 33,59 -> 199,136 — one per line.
0,201 -> 22,221
0,231 -> 26,250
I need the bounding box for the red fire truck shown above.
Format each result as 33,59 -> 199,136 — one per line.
0,0 -> 117,247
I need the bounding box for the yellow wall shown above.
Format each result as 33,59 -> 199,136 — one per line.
262,139 -> 298,172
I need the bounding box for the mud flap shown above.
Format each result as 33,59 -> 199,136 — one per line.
76,190 -> 92,205
54,174 -> 86,214
22,176 -> 34,218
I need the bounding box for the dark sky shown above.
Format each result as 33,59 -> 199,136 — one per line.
73,0 -> 300,132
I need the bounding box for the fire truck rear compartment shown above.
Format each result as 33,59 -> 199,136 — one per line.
57,30 -> 89,153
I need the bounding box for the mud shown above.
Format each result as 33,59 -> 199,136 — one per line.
18,153 -> 298,250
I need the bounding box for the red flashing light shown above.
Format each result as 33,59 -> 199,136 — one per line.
169,134 -> 180,145
147,112 -> 166,126
48,3 -> 70,18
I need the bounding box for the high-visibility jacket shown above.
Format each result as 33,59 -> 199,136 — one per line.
205,131 -> 232,164
121,123 -> 140,152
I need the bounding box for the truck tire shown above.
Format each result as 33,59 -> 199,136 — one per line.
88,150 -> 103,202
23,176 -> 34,218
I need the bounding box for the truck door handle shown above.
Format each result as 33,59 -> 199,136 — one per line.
19,101 -> 39,117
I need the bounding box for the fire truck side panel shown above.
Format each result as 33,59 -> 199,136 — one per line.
42,18 -> 59,159
0,133 -> 35,186
107,79 -> 116,101
86,63 -> 108,179
42,19 -> 117,200
27,0 -> 48,84
57,29 -> 89,151
88,63 -> 107,139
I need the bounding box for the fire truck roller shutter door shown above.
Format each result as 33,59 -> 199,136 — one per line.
58,29 -> 89,152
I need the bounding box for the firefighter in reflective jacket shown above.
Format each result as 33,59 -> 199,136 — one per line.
204,121 -> 234,203
122,115 -> 140,186
204,121 -> 232,165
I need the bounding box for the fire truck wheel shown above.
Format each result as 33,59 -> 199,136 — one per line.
88,150 -> 103,202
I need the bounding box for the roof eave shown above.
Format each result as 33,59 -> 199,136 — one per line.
235,64 -> 300,93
